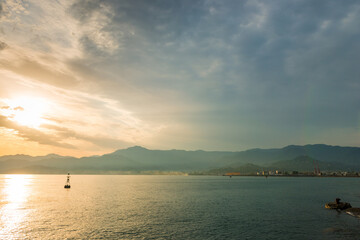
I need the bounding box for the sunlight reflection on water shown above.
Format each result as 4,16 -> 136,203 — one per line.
0,175 -> 33,239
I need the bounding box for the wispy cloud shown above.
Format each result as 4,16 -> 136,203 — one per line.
0,41 -> 7,50
0,0 -> 359,155
0,114 -> 75,149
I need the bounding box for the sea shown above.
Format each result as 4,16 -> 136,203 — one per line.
1,175 -> 360,239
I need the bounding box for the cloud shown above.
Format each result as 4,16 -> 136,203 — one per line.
0,114 -> 76,149
68,0 -> 120,54
0,0 -> 359,153
42,124 -> 130,149
0,105 -> 24,111
0,56 -> 79,88
0,72 -> 157,150
0,110 -> 131,150
0,41 -> 7,50
13,106 -> 24,111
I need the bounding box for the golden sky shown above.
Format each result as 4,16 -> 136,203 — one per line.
0,0 -> 359,157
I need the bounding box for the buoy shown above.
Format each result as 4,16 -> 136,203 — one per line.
64,173 -> 71,189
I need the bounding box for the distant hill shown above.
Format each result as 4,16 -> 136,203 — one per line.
106,146 -> 234,171
224,144 -> 360,167
204,155 -> 357,175
0,153 -> 68,162
0,159 -> 31,171
202,163 -> 263,175
0,144 -> 359,174
268,155 -> 352,172
6,165 -> 65,174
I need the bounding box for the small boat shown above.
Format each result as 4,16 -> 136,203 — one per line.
325,198 -> 351,210
64,173 -> 71,188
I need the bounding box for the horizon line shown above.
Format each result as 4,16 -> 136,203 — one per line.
1,143 -> 359,158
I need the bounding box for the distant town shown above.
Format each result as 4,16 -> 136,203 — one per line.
223,170 -> 360,177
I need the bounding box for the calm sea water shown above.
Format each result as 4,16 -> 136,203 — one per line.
1,175 -> 360,239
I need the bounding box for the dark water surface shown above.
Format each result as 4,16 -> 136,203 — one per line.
1,175 -> 360,239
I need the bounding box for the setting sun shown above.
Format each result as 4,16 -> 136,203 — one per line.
3,97 -> 48,128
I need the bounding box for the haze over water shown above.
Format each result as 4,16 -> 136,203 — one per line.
1,175 -> 360,239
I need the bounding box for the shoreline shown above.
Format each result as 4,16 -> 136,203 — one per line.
218,174 -> 360,178
0,173 -> 359,177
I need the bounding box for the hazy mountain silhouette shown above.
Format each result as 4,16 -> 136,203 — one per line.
225,144 -> 360,166
205,155 -> 356,175
0,144 -> 359,174
268,155 -> 351,172
203,163 -> 264,175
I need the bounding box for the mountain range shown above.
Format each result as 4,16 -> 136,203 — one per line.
0,144 -> 359,174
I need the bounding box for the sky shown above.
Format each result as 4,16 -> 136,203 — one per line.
0,0 -> 359,157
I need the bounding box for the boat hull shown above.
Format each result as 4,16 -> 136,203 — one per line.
325,202 -> 352,210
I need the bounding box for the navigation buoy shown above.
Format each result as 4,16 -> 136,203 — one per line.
64,173 -> 71,189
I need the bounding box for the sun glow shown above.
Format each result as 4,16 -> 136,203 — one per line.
2,97 -> 49,128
